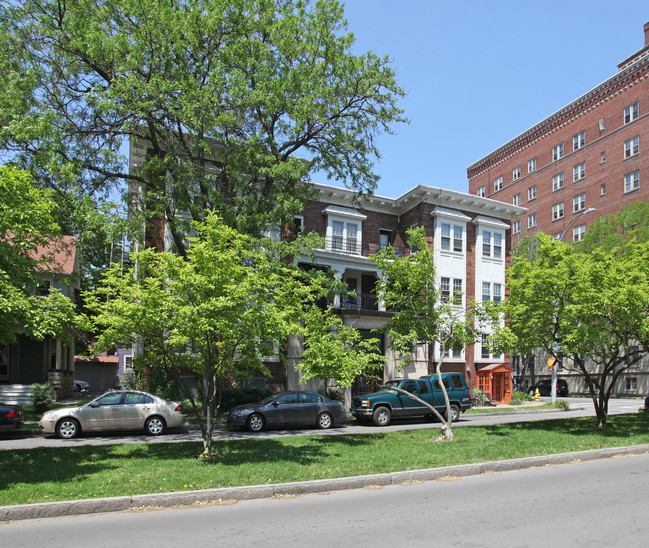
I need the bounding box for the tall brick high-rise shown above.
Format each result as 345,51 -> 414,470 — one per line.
468,22 -> 649,243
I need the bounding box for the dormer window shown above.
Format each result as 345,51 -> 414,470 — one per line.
322,205 -> 366,255
431,207 -> 470,255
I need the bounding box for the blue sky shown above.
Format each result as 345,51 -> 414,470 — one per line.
331,0 -> 649,198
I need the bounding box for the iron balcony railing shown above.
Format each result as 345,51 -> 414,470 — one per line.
322,237 -> 407,258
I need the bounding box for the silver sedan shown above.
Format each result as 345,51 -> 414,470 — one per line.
39,390 -> 184,439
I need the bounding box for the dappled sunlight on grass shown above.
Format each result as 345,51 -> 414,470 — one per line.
2,413 -> 648,506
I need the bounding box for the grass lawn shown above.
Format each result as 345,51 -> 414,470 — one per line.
2,413 -> 649,507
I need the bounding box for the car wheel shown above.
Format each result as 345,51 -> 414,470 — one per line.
145,416 -> 166,436
372,406 -> 391,427
57,418 -> 80,439
74,383 -> 81,392
247,413 -> 265,432
317,412 -> 333,429
445,404 -> 460,423
529,389 -> 535,396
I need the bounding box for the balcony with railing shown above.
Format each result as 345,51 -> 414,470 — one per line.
322,236 -> 408,258
340,293 -> 379,312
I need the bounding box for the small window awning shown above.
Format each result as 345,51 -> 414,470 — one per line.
477,363 -> 513,374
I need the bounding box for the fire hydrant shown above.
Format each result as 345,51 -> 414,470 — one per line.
534,388 -> 540,402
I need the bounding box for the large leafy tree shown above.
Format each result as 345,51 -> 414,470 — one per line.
372,228 -> 496,441
0,166 -> 79,344
86,213 -> 381,456
2,0 -> 406,253
498,233 -> 649,427
577,202 -> 649,253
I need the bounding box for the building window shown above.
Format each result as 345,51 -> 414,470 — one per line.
453,279 -> 462,302
493,233 -> 502,258
494,176 -> 503,192
512,219 -> 521,234
440,277 -> 450,302
441,223 -> 464,253
292,215 -> 304,235
528,158 -> 536,173
573,193 -> 586,213
573,131 -> 585,151
552,202 -> 564,221
552,143 -> 564,161
477,185 -> 485,197
330,220 -> 360,254
600,151 -> 606,163
37,280 -> 51,297
600,183 -> 606,196
379,229 -> 391,250
482,282 -> 491,302
624,170 -> 640,193
625,377 -> 638,392
528,213 -> 536,228
453,226 -> 462,252
493,283 -> 502,304
481,334 -> 490,359
624,136 -> 639,158
512,193 -> 521,206
512,166 -> 521,181
573,162 -> 586,182
552,172 -> 564,191
527,185 -> 536,201
624,101 -> 639,124
573,224 -> 586,242
482,231 -> 491,257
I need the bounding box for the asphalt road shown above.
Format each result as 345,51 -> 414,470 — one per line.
0,396 -> 643,450
2,449 -> 647,547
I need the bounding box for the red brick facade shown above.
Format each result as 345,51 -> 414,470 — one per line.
468,24 -> 649,241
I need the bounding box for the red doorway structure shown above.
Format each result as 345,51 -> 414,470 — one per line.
477,364 -> 513,404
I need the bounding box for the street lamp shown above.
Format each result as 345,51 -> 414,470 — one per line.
559,207 -> 596,242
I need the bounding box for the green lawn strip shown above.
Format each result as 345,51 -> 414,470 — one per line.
465,403 -> 560,414
2,413 -> 648,507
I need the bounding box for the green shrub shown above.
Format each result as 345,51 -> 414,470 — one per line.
553,399 -> 570,410
471,388 -> 490,406
511,389 -> 532,402
31,382 -> 54,411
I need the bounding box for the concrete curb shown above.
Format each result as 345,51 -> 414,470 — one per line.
2,444 -> 648,522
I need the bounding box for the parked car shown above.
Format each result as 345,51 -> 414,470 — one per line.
0,402 -> 23,433
39,390 -> 184,439
529,379 -> 569,397
74,379 -> 90,392
351,374 -> 471,426
226,391 -> 346,432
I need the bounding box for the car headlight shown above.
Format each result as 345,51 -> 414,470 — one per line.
41,411 -> 53,419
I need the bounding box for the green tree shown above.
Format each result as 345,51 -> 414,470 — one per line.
86,213 -> 381,456
498,233 -> 649,427
577,202 -> 649,253
2,0 -> 406,252
298,307 -> 385,388
0,166 -> 79,344
372,227 -> 495,441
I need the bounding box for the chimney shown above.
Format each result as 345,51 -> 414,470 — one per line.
645,21 -> 649,45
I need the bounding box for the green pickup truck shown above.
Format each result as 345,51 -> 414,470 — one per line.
351,373 -> 472,426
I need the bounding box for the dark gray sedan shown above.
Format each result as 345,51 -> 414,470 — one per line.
0,402 -> 22,433
226,391 -> 346,432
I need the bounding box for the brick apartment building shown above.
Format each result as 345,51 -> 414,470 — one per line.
466,22 -> 649,396
467,22 -> 649,244
285,183 -> 524,403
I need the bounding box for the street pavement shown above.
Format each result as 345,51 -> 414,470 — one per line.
1,396 -> 646,521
